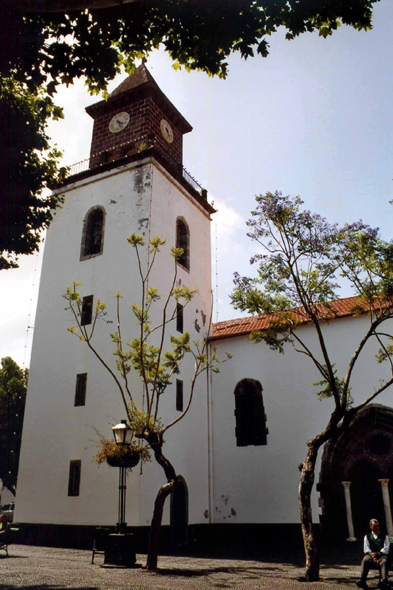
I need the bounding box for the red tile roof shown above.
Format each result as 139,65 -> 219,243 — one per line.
210,296 -> 386,341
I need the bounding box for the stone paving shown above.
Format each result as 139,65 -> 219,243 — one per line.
0,544 -> 386,589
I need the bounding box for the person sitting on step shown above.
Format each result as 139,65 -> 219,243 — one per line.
357,518 -> 390,589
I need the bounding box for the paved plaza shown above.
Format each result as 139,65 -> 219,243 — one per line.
0,544 -> 385,589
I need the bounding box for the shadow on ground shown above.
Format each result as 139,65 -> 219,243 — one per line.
0,587 -> 98,590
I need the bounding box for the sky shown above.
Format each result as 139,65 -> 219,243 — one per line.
1,0 -> 393,368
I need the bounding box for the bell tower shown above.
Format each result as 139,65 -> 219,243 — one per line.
86,62 -> 191,169
15,64 -> 215,540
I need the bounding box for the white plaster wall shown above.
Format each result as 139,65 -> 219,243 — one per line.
138,164 -> 212,526
15,159 -> 213,529
210,314 -> 393,525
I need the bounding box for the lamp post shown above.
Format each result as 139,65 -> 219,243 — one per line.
103,419 -> 139,568
112,420 -> 133,535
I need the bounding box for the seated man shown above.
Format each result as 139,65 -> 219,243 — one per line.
357,519 -> 390,589
0,514 -> 10,545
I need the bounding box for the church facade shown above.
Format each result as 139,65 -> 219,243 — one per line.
14,65 -> 393,550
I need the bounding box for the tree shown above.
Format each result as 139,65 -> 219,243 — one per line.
0,77 -> 67,269
231,191 -> 393,582
64,235 -> 224,570
0,357 -> 28,495
1,1 -> 379,267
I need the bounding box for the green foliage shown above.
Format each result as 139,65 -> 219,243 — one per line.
1,2 -> 378,268
233,191 -> 393,410
0,76 -> 67,269
313,366 -> 353,408
0,357 -> 28,494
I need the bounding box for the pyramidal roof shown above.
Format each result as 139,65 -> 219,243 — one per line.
86,62 -> 192,133
109,63 -> 155,98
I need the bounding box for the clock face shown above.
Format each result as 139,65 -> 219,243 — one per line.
160,119 -> 174,143
108,112 -> 130,134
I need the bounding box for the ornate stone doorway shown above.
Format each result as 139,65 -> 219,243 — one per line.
318,405 -> 393,540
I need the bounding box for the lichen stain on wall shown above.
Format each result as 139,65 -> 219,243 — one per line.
215,495 -> 237,521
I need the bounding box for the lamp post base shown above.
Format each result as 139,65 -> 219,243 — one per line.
103,533 -> 138,568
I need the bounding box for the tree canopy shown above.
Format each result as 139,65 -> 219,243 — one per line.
0,357 -> 28,496
231,192 -> 393,581
1,0 -> 380,268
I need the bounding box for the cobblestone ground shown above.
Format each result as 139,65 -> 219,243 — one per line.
0,544 -> 385,589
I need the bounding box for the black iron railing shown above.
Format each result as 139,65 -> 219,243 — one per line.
67,134 -> 207,200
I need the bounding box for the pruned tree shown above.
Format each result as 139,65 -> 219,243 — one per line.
0,357 -> 28,495
231,191 -> 393,582
1,1 -> 379,267
64,234 -> 225,570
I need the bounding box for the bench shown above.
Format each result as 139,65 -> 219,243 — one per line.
0,527 -> 19,557
91,527 -> 111,564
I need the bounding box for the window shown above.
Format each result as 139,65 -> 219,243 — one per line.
176,218 -> 190,270
74,373 -> 87,407
176,379 -> 183,412
176,303 -> 184,333
80,207 -> 105,259
81,295 -> 93,326
68,460 -> 81,496
234,379 -> 268,447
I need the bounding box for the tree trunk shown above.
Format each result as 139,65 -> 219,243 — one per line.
299,441 -> 320,582
146,479 -> 176,570
144,433 -> 179,570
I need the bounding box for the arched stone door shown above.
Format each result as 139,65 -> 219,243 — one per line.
170,475 -> 189,547
318,404 -> 393,540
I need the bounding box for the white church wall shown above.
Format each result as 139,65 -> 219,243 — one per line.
15,158 -> 213,529
137,163 -> 212,526
15,161 -> 155,526
210,313 -> 393,525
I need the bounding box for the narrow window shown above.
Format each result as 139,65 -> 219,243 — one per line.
74,373 -> 87,407
234,379 -> 268,447
176,303 -> 184,333
80,207 -> 105,259
176,379 -> 183,412
81,295 -> 93,326
68,460 -> 81,496
176,218 -> 190,270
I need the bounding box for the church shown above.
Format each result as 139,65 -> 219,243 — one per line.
14,64 -> 393,552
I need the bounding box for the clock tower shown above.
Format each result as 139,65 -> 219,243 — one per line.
15,63 -> 215,541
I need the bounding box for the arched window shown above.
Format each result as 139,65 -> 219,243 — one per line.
170,475 -> 188,547
176,218 -> 190,270
234,378 -> 268,447
80,206 -> 105,259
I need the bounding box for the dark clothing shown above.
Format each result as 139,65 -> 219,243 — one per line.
366,532 -> 386,553
0,521 -> 10,544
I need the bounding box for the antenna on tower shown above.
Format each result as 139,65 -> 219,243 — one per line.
215,222 -> 219,323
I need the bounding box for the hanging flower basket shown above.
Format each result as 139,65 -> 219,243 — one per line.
106,449 -> 140,469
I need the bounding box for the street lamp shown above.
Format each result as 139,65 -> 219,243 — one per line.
112,420 -> 133,535
103,419 -> 138,568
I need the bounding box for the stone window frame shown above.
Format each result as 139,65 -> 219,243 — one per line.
234,378 -> 268,447
80,206 -> 106,261
176,217 -> 190,271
